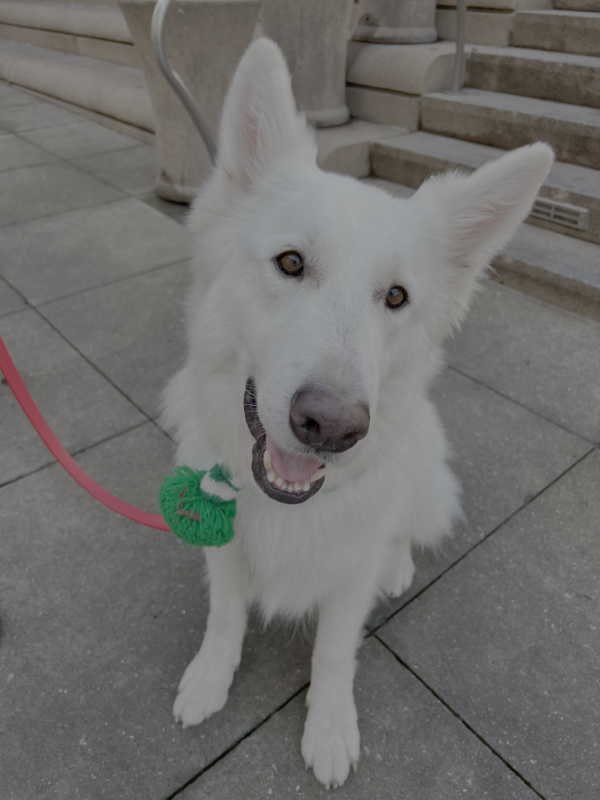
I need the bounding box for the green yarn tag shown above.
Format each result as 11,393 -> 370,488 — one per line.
159,465 -> 239,547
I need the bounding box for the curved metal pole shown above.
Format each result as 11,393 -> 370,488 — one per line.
450,0 -> 467,94
151,0 -> 217,163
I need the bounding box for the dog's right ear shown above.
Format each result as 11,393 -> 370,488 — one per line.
217,38 -> 317,192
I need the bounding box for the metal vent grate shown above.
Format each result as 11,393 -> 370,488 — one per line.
530,198 -> 589,231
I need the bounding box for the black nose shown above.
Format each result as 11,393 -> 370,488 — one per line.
289,388 -> 370,453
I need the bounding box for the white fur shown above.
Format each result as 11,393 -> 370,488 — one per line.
162,39 -> 553,788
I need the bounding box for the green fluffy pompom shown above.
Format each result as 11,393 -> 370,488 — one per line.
159,465 -> 238,547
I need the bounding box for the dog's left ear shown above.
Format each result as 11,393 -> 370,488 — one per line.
414,142 -> 553,324
217,38 -> 317,192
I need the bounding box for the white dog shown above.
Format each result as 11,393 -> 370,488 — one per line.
162,38 -> 553,788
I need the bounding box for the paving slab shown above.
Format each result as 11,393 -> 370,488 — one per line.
39,261 -> 191,418
0,81 -> 38,109
379,449 -> 600,800
0,309 -> 144,486
0,160 -> 125,227
0,197 -> 190,305
0,97 -> 81,132
71,143 -> 158,196
0,275 -> 25,317
0,131 -> 56,172
368,366 -> 590,627
0,424 -> 313,800
177,637 -> 539,800
19,118 -> 143,160
445,282 -> 600,442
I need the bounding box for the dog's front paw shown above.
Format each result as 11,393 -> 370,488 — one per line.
379,541 -> 415,598
301,692 -> 360,788
173,648 -> 236,727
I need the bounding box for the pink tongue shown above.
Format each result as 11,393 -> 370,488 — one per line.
265,434 -> 322,483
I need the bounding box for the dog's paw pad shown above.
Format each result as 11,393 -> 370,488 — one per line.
301,698 -> 360,787
379,550 -> 415,598
173,651 -> 235,727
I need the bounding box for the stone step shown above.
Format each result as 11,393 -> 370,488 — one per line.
0,1 -> 138,67
513,10 -> 600,57
0,39 -> 153,135
492,215 -> 600,323
420,88 -> 600,170
468,45 -> 600,109
370,131 -> 600,245
363,176 -> 600,323
0,39 -> 402,179
345,40 -> 459,132
554,0 -> 600,9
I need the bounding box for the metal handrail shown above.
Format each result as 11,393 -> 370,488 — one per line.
450,0 -> 467,94
151,0 -> 217,163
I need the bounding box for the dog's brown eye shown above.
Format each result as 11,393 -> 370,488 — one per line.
276,251 -> 304,277
386,285 -> 409,309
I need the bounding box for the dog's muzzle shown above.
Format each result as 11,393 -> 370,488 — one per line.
243,378 -> 325,505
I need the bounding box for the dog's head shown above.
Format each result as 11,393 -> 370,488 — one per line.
183,39 -> 553,505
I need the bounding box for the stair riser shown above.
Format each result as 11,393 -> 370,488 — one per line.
492,253 -> 600,324
420,96 -> 600,170
0,23 -> 140,68
468,53 -> 600,110
554,1 -> 600,10
513,14 -> 600,58
371,144 -> 600,246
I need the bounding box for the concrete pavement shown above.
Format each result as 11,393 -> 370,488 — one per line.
1,83 -> 599,800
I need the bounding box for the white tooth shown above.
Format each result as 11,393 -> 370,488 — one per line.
287,485 -> 294,493
294,482 -> 301,492
303,482 -> 310,492
267,471 -> 275,483
275,477 -> 283,487
263,450 -> 272,470
310,467 -> 326,483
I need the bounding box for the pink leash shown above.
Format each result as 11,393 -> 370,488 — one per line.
0,335 -> 170,532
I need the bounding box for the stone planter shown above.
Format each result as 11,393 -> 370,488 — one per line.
261,0 -> 354,127
352,0 -> 437,44
118,0 -> 260,203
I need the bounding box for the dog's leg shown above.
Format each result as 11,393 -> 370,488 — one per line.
173,546 -> 248,727
301,569 -> 376,788
377,537 -> 415,599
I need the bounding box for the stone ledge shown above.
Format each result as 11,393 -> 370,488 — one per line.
0,40 -> 153,132
346,40 -> 459,96
0,1 -> 132,43
0,22 -> 140,67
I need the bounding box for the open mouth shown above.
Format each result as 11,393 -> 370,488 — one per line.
244,379 -> 326,504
